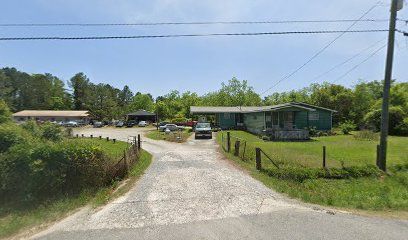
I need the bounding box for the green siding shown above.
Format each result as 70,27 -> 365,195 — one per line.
243,112 -> 265,135
294,111 -> 309,129
308,110 -> 332,130
217,113 -> 236,129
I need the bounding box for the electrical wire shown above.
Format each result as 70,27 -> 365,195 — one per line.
308,38 -> 386,83
0,19 -> 391,27
260,2 -> 381,96
332,44 -> 387,84
0,29 -> 389,41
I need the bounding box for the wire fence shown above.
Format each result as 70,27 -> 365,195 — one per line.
218,131 -> 406,172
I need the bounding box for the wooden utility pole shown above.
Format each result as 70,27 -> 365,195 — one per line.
378,0 -> 402,171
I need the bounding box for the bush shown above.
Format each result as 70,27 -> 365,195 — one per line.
0,100 -> 11,124
338,120 -> 356,135
394,118 -> 408,136
262,165 -> 381,183
21,120 -> 41,136
364,107 -> 406,134
0,124 -> 30,153
40,123 -> 64,141
353,130 -> 379,141
0,140 -> 111,203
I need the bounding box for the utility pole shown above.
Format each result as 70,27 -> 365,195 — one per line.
378,0 -> 403,171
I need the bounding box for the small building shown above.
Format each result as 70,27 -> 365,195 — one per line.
190,102 -> 336,140
12,110 -> 90,123
126,110 -> 156,123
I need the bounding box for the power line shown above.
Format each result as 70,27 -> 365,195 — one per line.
308,38 -> 386,83
0,29 -> 389,41
332,44 -> 387,84
0,19 -> 391,27
260,3 -> 381,96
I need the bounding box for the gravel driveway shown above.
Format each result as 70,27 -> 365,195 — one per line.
32,127 -> 408,240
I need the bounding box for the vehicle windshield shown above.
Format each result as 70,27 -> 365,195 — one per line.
196,123 -> 210,128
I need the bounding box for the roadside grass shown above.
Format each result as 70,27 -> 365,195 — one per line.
68,138 -> 130,160
146,129 -> 192,143
216,131 -> 408,213
0,149 -> 152,239
221,131 -> 408,168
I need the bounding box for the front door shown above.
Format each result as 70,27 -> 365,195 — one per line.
283,112 -> 294,129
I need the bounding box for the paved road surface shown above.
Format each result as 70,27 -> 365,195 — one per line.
31,127 -> 408,240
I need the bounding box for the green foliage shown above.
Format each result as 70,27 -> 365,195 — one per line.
353,130 -> 379,141
21,120 -> 41,136
394,118 -> 408,136
364,106 -> 406,134
0,123 -> 30,152
40,123 -> 64,141
262,165 -> 380,183
0,100 -> 11,124
338,120 -> 356,135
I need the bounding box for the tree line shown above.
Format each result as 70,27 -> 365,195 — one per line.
0,67 -> 407,134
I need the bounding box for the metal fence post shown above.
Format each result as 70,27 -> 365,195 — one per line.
227,132 -> 231,152
90,134 -> 93,139
376,145 -> 380,167
323,146 -> 326,168
76,134 -> 79,138
106,137 -> 109,141
256,148 -> 262,170
99,136 -> 102,140
234,140 -> 240,157
137,134 -> 141,150
113,139 -> 116,143
81,134 -> 84,138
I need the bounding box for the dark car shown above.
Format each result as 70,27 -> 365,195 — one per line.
116,121 -> 124,127
125,120 -> 136,128
195,122 -> 212,139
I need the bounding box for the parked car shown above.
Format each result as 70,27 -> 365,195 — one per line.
115,121 -> 124,127
93,121 -> 103,128
125,120 -> 136,128
138,121 -> 148,127
195,122 -> 212,139
64,121 -> 78,127
159,124 -> 180,132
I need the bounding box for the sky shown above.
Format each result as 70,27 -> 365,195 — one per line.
0,0 -> 407,98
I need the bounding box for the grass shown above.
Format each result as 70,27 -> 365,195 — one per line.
0,148 -> 152,239
146,129 -> 192,142
217,131 -> 408,214
68,138 -> 130,160
220,131 -> 408,168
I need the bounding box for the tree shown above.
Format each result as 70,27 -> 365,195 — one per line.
69,73 -> 90,110
0,100 -> 11,124
130,93 -> 154,112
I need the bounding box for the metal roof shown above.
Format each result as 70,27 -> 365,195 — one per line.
190,102 -> 336,114
12,110 -> 90,117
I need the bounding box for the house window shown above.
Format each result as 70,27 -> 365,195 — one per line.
309,112 -> 319,121
224,113 -> 230,119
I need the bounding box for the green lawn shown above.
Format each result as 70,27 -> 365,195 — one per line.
220,131 -> 408,168
146,129 -> 192,142
69,138 -> 130,160
0,146 -> 152,239
217,131 -> 408,213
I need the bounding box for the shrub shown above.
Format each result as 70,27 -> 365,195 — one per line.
0,124 -> 30,153
394,118 -> 408,136
364,107 -> 406,134
353,130 -> 379,141
338,120 -> 356,135
0,100 -> 11,124
21,120 -> 41,136
40,123 -> 64,141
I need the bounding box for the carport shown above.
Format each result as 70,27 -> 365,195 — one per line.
126,110 -> 156,123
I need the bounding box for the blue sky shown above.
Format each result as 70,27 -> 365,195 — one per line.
0,0 -> 407,98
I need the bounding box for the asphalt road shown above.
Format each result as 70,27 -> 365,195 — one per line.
31,127 -> 408,240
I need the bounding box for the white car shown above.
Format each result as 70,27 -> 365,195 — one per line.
159,124 -> 179,132
138,121 -> 148,127
64,121 -> 78,127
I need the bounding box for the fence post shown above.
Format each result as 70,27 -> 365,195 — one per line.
76,134 -> 79,138
106,137 -> 109,141
242,141 -> 247,160
376,145 -> 380,167
90,134 -> 93,139
99,136 -> 102,140
137,134 -> 141,150
234,141 -> 240,156
227,132 -> 231,152
124,150 -> 128,172
256,148 -> 262,170
322,146 -> 326,168
113,139 -> 116,143
81,134 -> 84,138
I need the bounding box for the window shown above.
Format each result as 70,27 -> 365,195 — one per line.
309,112 -> 319,121
223,113 -> 230,119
